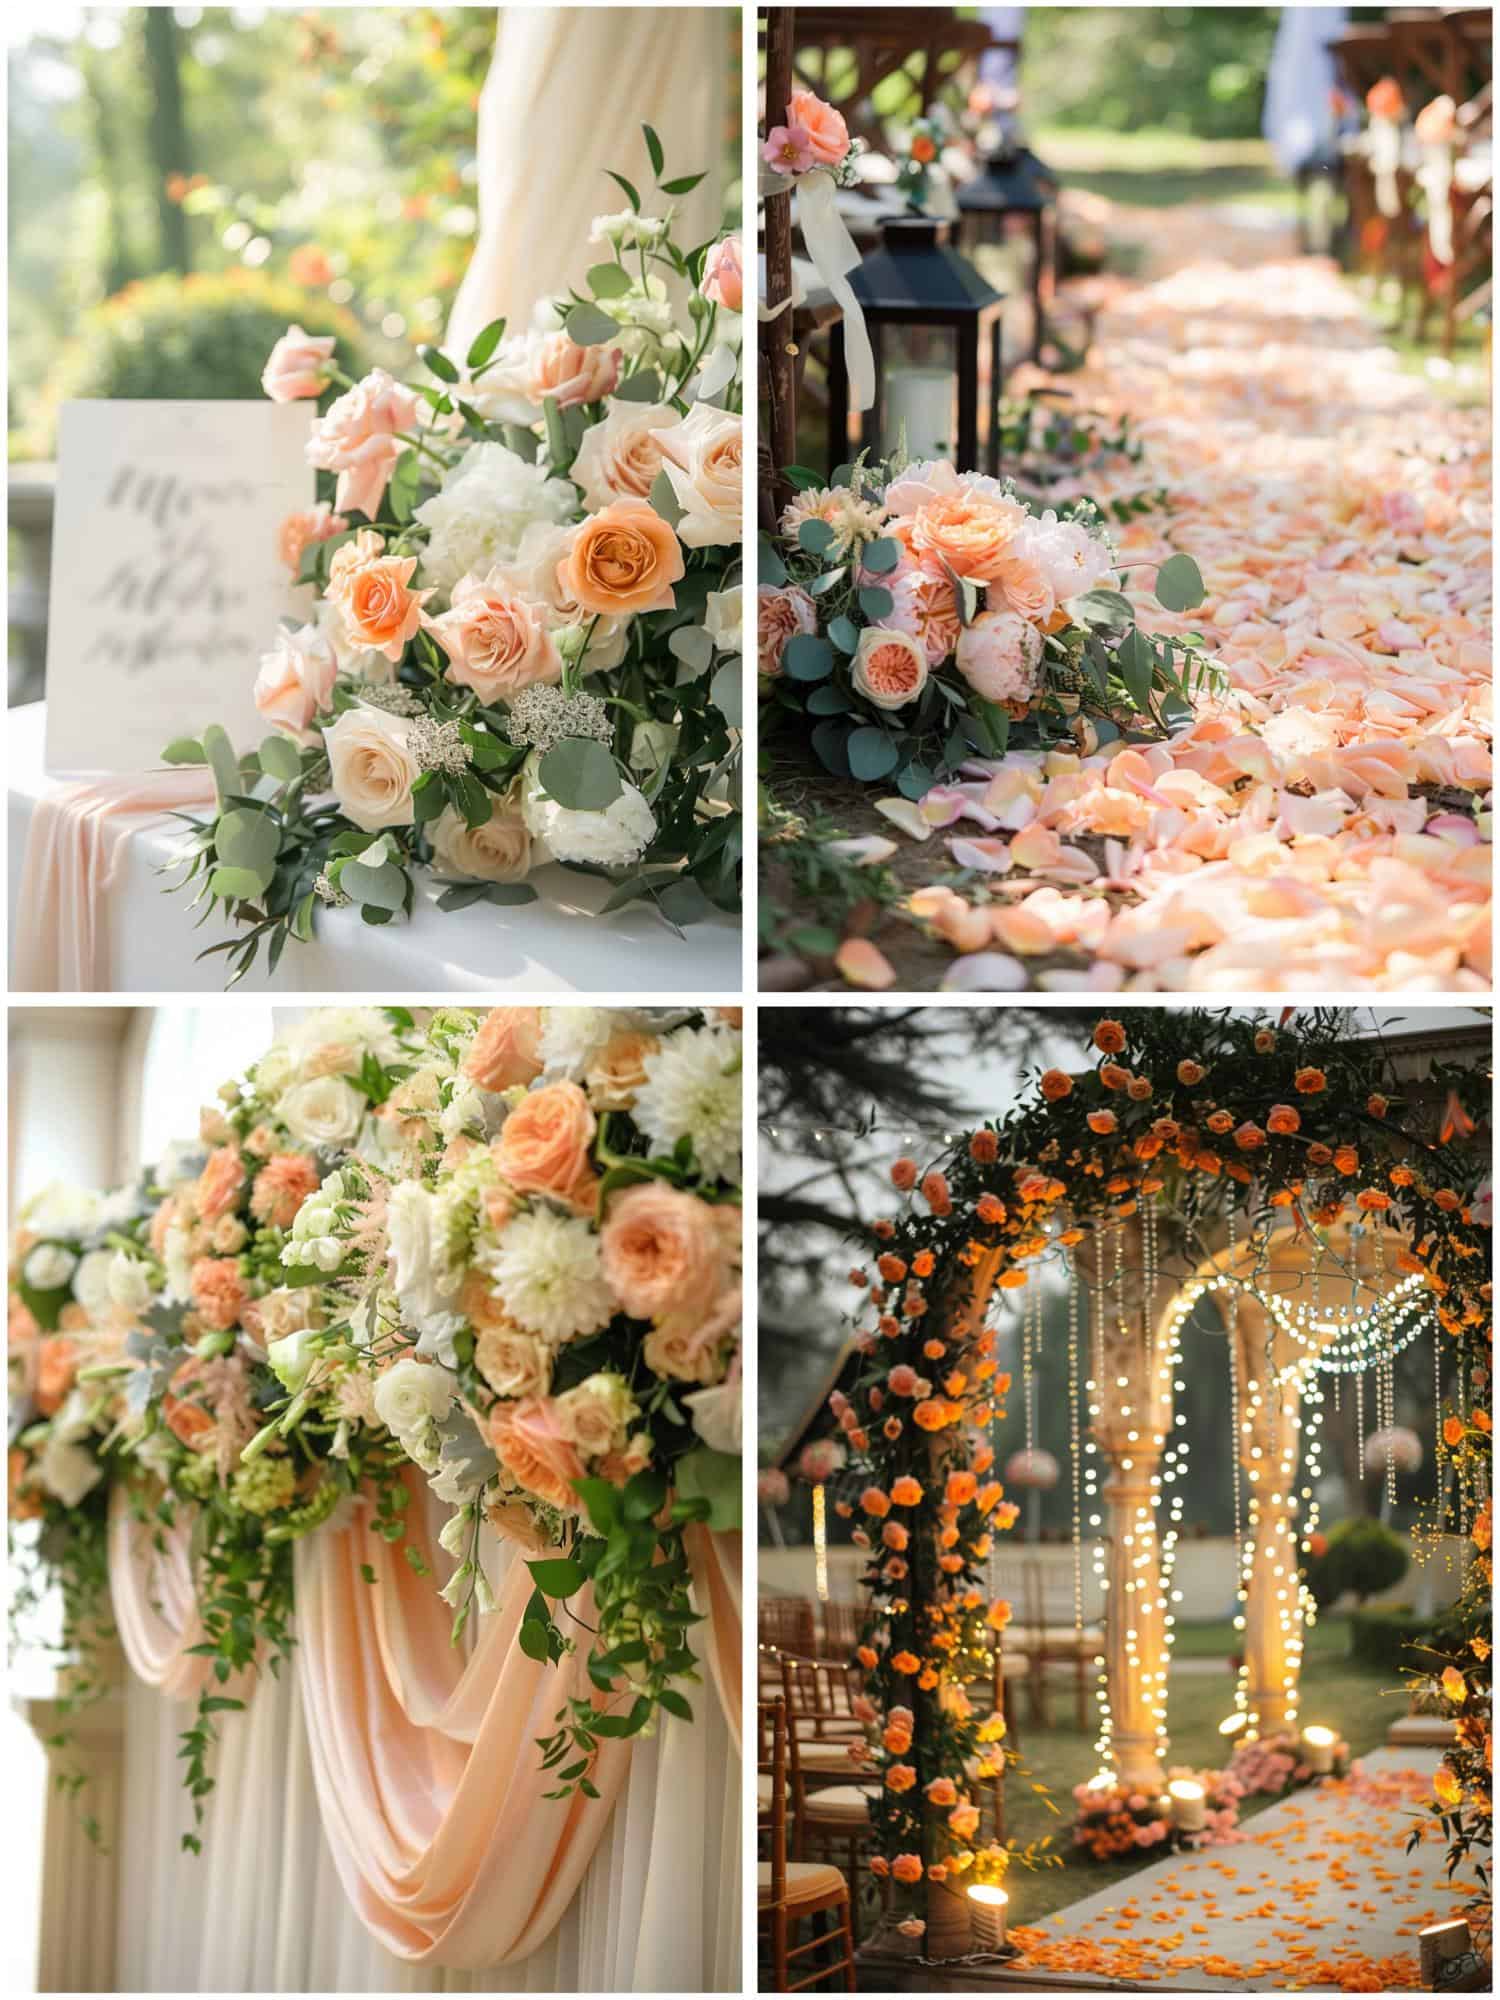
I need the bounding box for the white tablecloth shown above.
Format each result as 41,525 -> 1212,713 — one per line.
8,704 -> 741,994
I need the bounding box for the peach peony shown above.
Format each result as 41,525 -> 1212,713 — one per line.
910,490 -> 1025,582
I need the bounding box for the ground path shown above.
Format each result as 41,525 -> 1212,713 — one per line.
1007,1749 -> 1479,1991
902,204 -> 1491,992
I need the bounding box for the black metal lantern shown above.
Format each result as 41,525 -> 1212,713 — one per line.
825,215 -> 1006,478
956,142 -> 1058,364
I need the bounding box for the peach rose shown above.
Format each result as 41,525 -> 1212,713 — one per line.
789,87 -> 850,166
34,1336 -> 78,1417
324,705 -> 420,831
277,501 -> 347,573
254,623 -> 338,738
488,1396 -> 585,1511
486,1495 -> 553,1553
656,407 -> 742,549
585,1029 -> 660,1111
474,1323 -> 553,1399
195,1145 -> 246,1225
463,1008 -> 544,1091
699,234 -> 743,313
423,569 -> 560,702
852,627 -> 928,711
161,1358 -> 219,1450
261,324 -> 336,403
758,585 -> 818,677
557,502 -> 685,617
572,403 -> 678,511
642,1285 -> 739,1385
493,1081 -> 596,1201
306,368 -> 422,519
524,331 -> 622,410
601,1183 -> 727,1320
250,1154 -> 320,1229
327,530 -> 431,662
911,490 -> 1025,581
430,799 -> 532,886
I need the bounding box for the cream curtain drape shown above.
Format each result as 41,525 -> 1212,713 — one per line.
444,6 -> 730,357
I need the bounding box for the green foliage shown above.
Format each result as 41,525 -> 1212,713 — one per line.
1019,9 -> 1282,143
1347,1604 -> 1442,1676
26,270 -> 365,456
1303,1516 -> 1411,1610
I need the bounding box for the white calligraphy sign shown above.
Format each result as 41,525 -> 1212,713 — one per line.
44,400 -> 315,774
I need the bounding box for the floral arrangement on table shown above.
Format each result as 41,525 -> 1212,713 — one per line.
802,1008 -> 1490,1936
162,132 -> 743,983
759,454 -> 1219,799
9,1003 -> 742,1845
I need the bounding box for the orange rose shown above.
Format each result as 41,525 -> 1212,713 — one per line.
882,1521 -> 910,1551
489,1396 -> 585,1512
891,1651 -> 921,1676
1040,1069 -> 1073,1102
861,1486 -> 891,1518
557,501 -> 684,617
1366,1094 -> 1389,1118
1126,1075 -> 1152,1102
913,1399 -> 948,1431
1266,1105 -> 1301,1135
1234,1122 -> 1266,1152
969,1130 -> 999,1163
1356,1189 -> 1391,1211
1294,1067 -> 1327,1095
1093,1020 -> 1128,1055
925,1776 -> 958,1807
976,1193 -> 1006,1225
494,1081 -> 596,1201
891,1476 -> 923,1506
327,530 -> 431,661
1099,1063 -> 1128,1092
1087,1110 -> 1117,1136
856,1645 -> 879,1670
878,1252 -> 908,1283
912,1251 -> 935,1279
1333,1146 -> 1359,1174
886,1763 -> 918,1792
1207,1110 -> 1234,1134
891,1852 -> 923,1884
1176,1060 -> 1206,1086
891,1157 -> 918,1190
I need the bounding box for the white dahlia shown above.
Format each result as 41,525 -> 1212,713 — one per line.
633,1026 -> 742,1184
478,1210 -> 614,1346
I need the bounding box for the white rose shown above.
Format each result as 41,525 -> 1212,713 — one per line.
24,1244 -> 76,1292
279,1075 -> 365,1149
683,1375 -> 742,1454
522,756 -> 656,868
372,1356 -> 455,1437
704,587 -> 743,656
554,1371 -> 638,1458
429,800 -> 532,885
73,1250 -> 117,1324
254,1043 -> 296,1101
107,1253 -> 155,1317
850,626 -> 929,712
655,406 -> 741,549
38,1437 -> 102,1509
268,1328 -> 320,1394
572,402 -> 678,511
324,706 -> 421,833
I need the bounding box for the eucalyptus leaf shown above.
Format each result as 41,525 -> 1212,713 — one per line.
588,261 -> 632,299
847,727 -> 899,781
827,614 -> 860,656
669,624 -> 714,672
797,518 -> 836,557
564,302 -> 622,348
858,586 -> 894,621
539,737 -> 623,812
1154,552 -> 1206,613
709,659 -> 742,727
257,735 -> 302,783
649,468 -> 684,527
340,859 -> 409,912
613,367 -> 663,404
781,635 -> 834,683
860,537 -> 901,575
162,737 -> 207,766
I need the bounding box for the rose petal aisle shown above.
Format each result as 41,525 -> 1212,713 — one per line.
886,248 -> 1490,993
9,1004 -> 742,1990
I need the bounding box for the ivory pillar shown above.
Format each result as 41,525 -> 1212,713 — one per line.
21,1648 -> 126,1992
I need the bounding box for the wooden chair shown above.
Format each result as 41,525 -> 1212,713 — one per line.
818,1597 -> 868,1662
1022,1556 -> 1100,1732
780,1655 -> 880,1939
760,1594 -> 818,1657
759,1698 -> 858,1992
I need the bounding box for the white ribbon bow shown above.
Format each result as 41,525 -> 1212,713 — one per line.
795,170 -> 875,413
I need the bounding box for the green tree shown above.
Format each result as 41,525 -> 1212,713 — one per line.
142,7 -> 192,273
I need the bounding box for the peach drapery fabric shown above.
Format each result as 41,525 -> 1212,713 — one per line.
14,771 -> 216,992
106,1481 -> 742,1969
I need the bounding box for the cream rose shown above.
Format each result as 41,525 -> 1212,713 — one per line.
423,570 -> 560,703
474,1323 -> 554,1399
656,406 -> 742,549
572,403 -> 679,510
254,622 -> 338,739
324,705 -> 421,831
372,1357 -> 455,1437
553,1371 -> 637,1458
279,1075 -> 365,1149
851,626 -> 929,711
429,799 -> 532,885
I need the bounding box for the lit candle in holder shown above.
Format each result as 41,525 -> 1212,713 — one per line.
1300,1725 -> 1336,1775
967,1884 -> 1009,1951
1167,1779 -> 1206,1832
884,367 -> 954,463
1217,1713 -> 1248,1740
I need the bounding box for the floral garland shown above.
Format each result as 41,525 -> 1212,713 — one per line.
9,1004 -> 742,1842
810,1008 -> 1489,1933
759,453 -> 1220,799
162,131 -> 743,982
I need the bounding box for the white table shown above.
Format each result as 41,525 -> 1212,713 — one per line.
8,703 -> 742,995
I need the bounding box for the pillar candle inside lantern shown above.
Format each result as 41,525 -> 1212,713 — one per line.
1167,1778 -> 1206,1831
1300,1724 -> 1336,1774
967,1884 -> 1009,1950
884,367 -> 954,463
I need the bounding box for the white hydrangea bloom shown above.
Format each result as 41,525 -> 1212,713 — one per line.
633,1025 -> 741,1183
478,1211 -> 614,1345
414,443 -> 575,596
521,761 -> 657,869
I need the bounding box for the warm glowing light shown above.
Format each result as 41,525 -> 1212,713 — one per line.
1218,1713 -> 1248,1736
1167,1779 -> 1204,1802
967,1884 -> 1009,1950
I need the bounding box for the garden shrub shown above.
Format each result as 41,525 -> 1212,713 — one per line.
1348,1605 -> 1443,1675
1303,1516 -> 1411,1609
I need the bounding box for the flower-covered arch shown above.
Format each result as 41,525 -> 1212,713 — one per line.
818,1008 -> 1490,1955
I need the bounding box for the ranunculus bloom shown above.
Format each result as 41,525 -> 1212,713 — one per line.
262,324 -> 336,402
324,705 -> 421,831
327,530 -> 431,662
424,568 -> 560,702
464,1007 -> 544,1091
558,501 -> 684,616
788,87 -> 849,166
852,626 -> 928,711
699,234 -> 743,312
489,1396 -> 585,1511
494,1081 -> 597,1203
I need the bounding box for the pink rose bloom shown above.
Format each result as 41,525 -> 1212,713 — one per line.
700,235 -> 743,313
254,623 -> 338,738
424,569 -> 561,703
789,87 -> 850,166
525,332 -> 622,410
954,608 -> 1043,705
278,501 -> 348,573
887,1364 -> 920,1397
797,1438 -> 846,1482
887,568 -> 963,666
489,1397 -> 585,1512
306,368 -> 422,520
196,1144 -> 247,1224
262,324 -> 337,403
758,585 -> 818,677
763,124 -> 816,174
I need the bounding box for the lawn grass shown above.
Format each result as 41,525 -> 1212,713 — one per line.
995,1615 -> 1408,1926
1034,125 -> 1297,212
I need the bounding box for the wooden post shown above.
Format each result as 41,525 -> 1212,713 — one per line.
760,9 -> 798,530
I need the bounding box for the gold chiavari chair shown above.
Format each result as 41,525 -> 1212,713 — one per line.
758,1698 -> 858,1992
